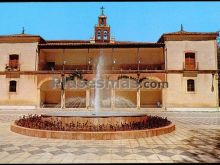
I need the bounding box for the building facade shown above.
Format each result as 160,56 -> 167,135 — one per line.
0,12 -> 219,110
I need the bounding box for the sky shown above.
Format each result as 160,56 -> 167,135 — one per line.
0,2 -> 220,42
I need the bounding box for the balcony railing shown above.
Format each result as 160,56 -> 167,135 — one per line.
183,62 -> 199,70
5,64 -> 20,71
41,63 -> 165,71
118,64 -> 163,70
54,64 -> 92,71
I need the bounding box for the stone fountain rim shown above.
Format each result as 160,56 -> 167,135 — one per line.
41,111 -> 148,118
10,122 -> 175,140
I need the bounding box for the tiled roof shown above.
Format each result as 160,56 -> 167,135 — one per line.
158,30 -> 218,42
0,33 -> 42,37
38,41 -> 164,49
46,40 -> 90,43
44,40 -> 160,45
163,30 -> 218,35
0,33 -> 46,43
45,40 -> 154,44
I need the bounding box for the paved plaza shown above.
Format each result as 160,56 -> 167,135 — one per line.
0,109 -> 219,163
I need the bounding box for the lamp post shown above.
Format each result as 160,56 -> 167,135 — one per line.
112,58 -> 116,70
138,57 -> 141,74
138,58 -> 141,69
88,58 -> 91,70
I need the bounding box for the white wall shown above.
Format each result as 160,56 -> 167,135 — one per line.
165,40 -> 218,70
163,40 -> 219,108
0,42 -> 38,106
164,74 -> 218,108
0,43 -> 38,71
0,75 -> 38,106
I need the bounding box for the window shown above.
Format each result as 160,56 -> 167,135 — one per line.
187,79 -> 195,92
101,18 -> 104,26
185,52 -> 195,70
9,54 -> 19,69
104,30 -> 108,40
9,80 -> 17,92
97,30 -> 101,40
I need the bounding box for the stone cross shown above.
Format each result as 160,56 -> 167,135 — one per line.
101,6 -> 105,15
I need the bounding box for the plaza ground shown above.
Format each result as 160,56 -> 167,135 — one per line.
0,109 -> 219,163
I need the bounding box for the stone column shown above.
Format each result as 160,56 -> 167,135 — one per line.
162,89 -> 166,110
111,88 -> 115,110
86,88 -> 90,109
137,88 -> 140,110
37,88 -> 41,109
61,89 -> 65,109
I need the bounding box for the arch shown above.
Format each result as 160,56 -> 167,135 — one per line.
38,77 -> 87,108
38,77 -> 56,89
38,79 -> 61,108
144,76 -> 162,82
140,76 -> 162,87
37,77 -> 61,108
140,77 -> 163,108
115,78 -> 138,90
104,30 -> 108,40
97,30 -> 101,40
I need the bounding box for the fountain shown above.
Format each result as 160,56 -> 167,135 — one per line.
55,96 -> 135,108
54,53 -> 136,109
55,97 -> 85,108
10,51 -> 175,140
94,54 -> 104,114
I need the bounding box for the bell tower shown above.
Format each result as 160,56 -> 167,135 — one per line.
94,6 -> 111,43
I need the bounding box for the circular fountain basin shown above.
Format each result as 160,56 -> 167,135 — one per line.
11,111 -> 175,140
41,111 -> 148,126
